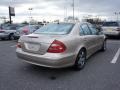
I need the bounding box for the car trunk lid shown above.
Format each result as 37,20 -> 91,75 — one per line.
20,34 -> 64,55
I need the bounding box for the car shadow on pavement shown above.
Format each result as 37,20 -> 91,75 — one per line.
0,39 -> 16,41
18,50 -> 107,81
16,47 -> 109,81
21,63 -> 78,80
107,36 -> 120,40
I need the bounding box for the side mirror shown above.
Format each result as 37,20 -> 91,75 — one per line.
97,29 -> 103,35
96,26 -> 103,34
96,26 -> 102,31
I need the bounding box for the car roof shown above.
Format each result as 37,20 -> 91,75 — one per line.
52,21 -> 89,25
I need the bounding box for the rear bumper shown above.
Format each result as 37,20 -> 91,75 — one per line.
0,33 -> 9,38
103,31 -> 120,36
14,35 -> 20,39
16,48 -> 76,68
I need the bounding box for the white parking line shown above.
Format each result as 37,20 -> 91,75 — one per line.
111,48 -> 120,64
10,45 -> 16,48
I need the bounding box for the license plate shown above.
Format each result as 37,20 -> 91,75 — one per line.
26,43 -> 40,51
107,29 -> 113,32
16,32 -> 20,34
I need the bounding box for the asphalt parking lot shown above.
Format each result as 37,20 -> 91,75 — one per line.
0,39 -> 120,90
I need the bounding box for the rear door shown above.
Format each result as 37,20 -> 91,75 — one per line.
87,24 -> 104,51
80,23 -> 96,56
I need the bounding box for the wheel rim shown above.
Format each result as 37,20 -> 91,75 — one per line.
104,41 -> 106,50
78,51 -> 86,67
10,35 -> 14,40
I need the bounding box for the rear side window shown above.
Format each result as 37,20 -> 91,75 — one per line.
79,27 -> 85,36
103,22 -> 119,27
81,24 -> 91,35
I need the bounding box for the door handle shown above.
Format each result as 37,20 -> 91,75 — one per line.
84,38 -> 87,41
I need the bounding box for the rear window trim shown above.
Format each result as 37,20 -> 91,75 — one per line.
34,23 -> 75,35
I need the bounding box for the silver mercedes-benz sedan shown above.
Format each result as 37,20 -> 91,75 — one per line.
16,22 -> 106,70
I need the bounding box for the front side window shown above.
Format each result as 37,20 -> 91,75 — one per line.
88,24 -> 97,35
34,23 -> 74,35
81,24 -> 91,35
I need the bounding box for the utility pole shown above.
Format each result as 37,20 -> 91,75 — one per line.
73,0 -> 75,20
115,12 -> 120,22
64,0 -> 68,22
28,8 -> 33,25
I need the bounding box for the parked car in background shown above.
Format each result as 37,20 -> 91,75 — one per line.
14,25 -> 41,39
16,22 -> 106,70
0,25 -> 17,40
102,21 -> 120,37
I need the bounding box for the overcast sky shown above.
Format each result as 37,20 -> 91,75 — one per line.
0,0 -> 120,22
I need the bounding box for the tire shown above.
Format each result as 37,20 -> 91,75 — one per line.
100,40 -> 106,51
1,38 -> 5,40
9,34 -> 14,40
74,49 -> 86,70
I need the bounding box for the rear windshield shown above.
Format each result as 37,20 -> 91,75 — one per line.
34,23 -> 74,35
103,22 -> 119,27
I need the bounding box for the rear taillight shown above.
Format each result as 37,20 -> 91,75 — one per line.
0,30 -> 5,33
47,40 -> 66,53
116,28 -> 120,31
17,43 -> 22,48
23,29 -> 29,35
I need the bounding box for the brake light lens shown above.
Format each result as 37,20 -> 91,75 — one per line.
22,26 -> 29,35
17,43 -> 22,48
23,29 -> 29,34
116,28 -> 120,31
0,30 -> 5,33
47,40 -> 66,53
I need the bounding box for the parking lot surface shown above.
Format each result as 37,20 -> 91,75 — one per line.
0,39 -> 120,90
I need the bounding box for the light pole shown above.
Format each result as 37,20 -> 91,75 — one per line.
28,8 -> 33,24
64,6 -> 67,19
64,0 -> 68,22
115,12 -> 120,21
72,0 -> 75,20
